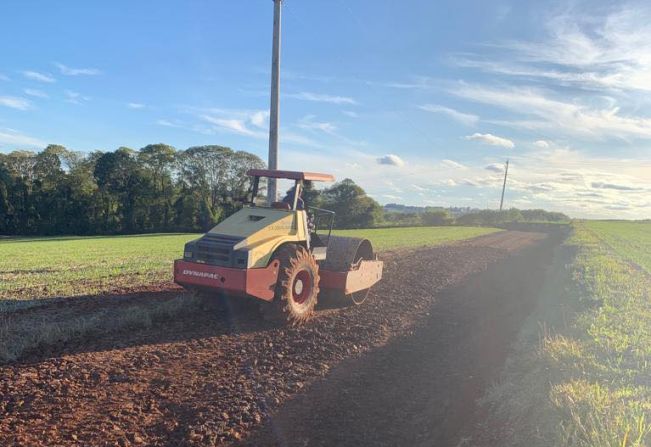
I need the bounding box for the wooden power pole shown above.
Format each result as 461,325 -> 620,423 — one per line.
499,159 -> 509,211
267,0 -> 282,205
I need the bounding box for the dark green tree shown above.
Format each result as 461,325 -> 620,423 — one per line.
321,178 -> 382,229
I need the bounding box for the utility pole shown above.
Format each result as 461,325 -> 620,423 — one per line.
267,0 -> 282,205
499,159 -> 509,211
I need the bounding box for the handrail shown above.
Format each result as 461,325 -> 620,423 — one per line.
308,206 -> 336,248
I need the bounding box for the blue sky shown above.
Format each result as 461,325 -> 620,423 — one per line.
1,0 -> 650,218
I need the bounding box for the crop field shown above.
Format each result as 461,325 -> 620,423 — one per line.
580,220 -> 651,273
484,220 -> 651,446
0,226 -> 500,302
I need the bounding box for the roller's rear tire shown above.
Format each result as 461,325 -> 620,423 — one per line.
264,244 -> 320,325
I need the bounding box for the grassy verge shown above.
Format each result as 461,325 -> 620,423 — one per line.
0,226 -> 500,301
482,221 -> 651,446
0,293 -> 205,363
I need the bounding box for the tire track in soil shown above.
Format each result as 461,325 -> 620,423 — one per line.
0,231 -> 548,447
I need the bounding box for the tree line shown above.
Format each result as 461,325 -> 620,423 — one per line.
0,144 -> 266,235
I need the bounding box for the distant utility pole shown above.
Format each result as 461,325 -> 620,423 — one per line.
499,159 -> 510,211
267,0 -> 282,205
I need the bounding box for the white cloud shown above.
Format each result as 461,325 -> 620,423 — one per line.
377,154 -> 405,167
288,91 -> 358,105
24,89 -> 48,98
127,103 -> 145,109
0,128 -> 45,148
533,139 -> 550,148
64,90 -> 90,104
23,71 -> 55,83
465,132 -> 515,148
54,63 -> 101,76
0,73 -> 9,81
419,104 -> 479,126
250,110 -> 269,129
0,96 -> 31,110
342,110 -> 359,118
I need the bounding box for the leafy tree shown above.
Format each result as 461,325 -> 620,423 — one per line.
321,178 -> 382,229
421,209 -> 453,226
138,144 -> 177,230
94,147 -> 151,233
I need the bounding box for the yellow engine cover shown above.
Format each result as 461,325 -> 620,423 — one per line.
207,206 -> 309,268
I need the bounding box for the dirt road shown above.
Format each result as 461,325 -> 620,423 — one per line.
0,231 -> 554,446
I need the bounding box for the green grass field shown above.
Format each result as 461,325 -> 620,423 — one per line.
0,226 -> 499,301
579,220 -> 651,273
485,220 -> 651,447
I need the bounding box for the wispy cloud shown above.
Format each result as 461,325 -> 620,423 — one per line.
200,115 -> 266,138
485,163 -> 505,173
297,115 -> 337,133
24,89 -> 48,98
64,90 -> 91,104
0,128 -> 45,148
23,71 -> 55,83
287,91 -> 358,105
342,110 -> 359,118
0,73 -> 9,81
453,83 -> 651,140
0,96 -> 31,110
156,119 -> 182,128
419,104 -> 479,126
591,181 -> 643,191
367,76 -> 436,90
127,102 -> 145,109
441,159 -> 467,169
54,62 -> 101,76
465,132 -> 514,148
453,4 -> 651,94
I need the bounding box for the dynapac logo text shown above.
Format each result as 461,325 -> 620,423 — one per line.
182,269 -> 221,281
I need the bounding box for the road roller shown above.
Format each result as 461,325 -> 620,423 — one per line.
173,169 -> 383,324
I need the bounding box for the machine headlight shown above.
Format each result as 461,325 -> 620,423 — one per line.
233,250 -> 249,268
183,241 -> 197,260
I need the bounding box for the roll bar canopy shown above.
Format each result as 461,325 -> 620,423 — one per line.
247,169 -> 335,182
